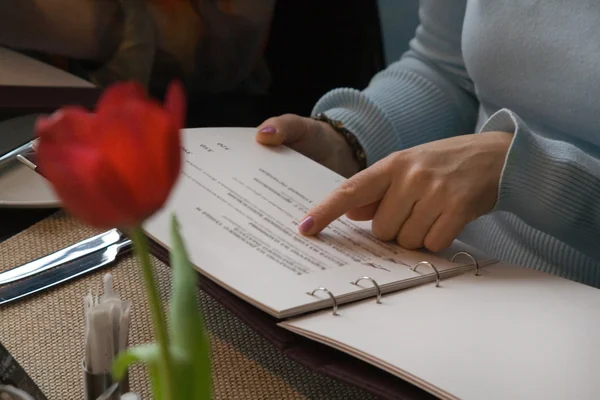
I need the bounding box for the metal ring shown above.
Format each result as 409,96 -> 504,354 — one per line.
451,251 -> 480,276
410,261 -> 440,287
350,276 -> 382,304
307,287 -> 339,316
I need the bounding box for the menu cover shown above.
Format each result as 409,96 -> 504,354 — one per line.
143,127 -> 600,400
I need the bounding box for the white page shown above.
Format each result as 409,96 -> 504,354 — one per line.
144,128 -> 490,318
281,263 -> 600,399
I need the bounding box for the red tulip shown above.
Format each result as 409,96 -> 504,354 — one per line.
35,80 -> 186,229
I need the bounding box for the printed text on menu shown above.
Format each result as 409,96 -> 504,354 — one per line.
180,139 -> 410,276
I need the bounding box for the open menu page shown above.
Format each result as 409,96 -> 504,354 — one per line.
144,128 -> 490,318
280,262 -> 600,400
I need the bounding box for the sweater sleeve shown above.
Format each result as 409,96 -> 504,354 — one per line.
312,0 -> 479,165
481,109 -> 600,261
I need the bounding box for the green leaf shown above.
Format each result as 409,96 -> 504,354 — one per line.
113,344 -> 167,399
147,361 -> 166,400
168,214 -> 212,399
130,227 -> 176,399
112,344 -> 159,380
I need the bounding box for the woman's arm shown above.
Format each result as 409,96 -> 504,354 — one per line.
313,0 -> 478,165
0,0 -> 122,61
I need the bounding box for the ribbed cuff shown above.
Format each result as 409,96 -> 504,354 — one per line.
481,108 -> 572,217
480,108 -> 600,263
478,109 -> 524,212
312,69 -> 477,166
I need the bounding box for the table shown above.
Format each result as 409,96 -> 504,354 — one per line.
0,209 -> 387,400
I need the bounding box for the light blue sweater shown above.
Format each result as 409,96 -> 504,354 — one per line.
313,0 -> 600,287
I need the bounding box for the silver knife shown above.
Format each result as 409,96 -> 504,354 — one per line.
0,238 -> 132,305
0,229 -> 123,285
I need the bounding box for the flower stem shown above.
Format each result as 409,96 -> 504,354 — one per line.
131,227 -> 175,400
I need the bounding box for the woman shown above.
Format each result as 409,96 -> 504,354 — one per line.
256,0 -> 600,287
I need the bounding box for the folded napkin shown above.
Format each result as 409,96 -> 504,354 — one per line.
83,273 -> 131,375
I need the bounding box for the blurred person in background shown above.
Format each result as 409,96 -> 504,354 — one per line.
0,0 -> 275,101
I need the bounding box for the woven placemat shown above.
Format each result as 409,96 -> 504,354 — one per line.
0,212 -> 376,399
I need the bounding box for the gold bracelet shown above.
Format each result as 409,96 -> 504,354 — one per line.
312,113 -> 367,171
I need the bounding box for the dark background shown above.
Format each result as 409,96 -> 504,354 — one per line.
186,0 -> 386,127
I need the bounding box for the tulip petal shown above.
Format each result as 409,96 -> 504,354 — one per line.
35,107 -> 97,145
36,80 -> 183,229
95,100 -> 176,218
96,81 -> 148,114
38,140 -> 141,228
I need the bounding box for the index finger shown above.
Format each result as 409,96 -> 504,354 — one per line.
298,164 -> 391,235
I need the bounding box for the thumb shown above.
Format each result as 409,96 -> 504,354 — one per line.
256,114 -> 315,146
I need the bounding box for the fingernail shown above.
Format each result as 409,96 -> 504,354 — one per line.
298,216 -> 314,233
258,126 -> 277,134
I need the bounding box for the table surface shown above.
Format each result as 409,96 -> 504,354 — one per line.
0,211 -> 385,400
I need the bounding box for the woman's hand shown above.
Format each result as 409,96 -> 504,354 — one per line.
256,114 -> 361,178
297,132 -> 514,252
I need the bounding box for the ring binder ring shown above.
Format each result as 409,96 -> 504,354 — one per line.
411,261 -> 440,287
451,251 -> 480,276
307,287 -> 339,316
350,276 -> 382,304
